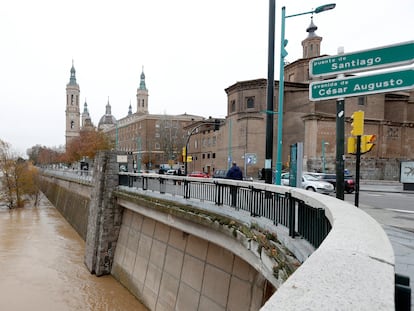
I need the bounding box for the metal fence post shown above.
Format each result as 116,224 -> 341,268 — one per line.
287,192 -> 295,237
395,273 -> 411,311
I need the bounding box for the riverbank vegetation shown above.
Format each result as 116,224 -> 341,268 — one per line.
0,139 -> 40,208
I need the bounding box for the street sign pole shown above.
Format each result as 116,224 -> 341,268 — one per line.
336,98 -> 345,200
355,135 -> 361,207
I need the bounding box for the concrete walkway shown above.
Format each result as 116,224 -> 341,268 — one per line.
358,180 -> 413,308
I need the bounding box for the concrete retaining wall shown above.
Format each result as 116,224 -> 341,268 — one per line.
112,208 -> 270,311
39,174 -> 91,240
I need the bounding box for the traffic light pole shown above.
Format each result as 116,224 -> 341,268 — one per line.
336,98 -> 345,200
355,135 -> 361,207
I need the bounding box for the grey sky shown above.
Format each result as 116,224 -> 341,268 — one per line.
1,0 -> 413,155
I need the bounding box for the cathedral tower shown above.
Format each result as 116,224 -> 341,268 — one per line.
65,61 -> 81,147
136,67 -> 149,114
301,17 -> 322,59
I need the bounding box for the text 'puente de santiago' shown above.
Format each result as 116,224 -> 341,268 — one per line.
38,151 -> 407,310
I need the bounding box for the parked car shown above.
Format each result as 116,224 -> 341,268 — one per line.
166,169 -> 176,175
188,171 -> 210,178
281,172 -> 334,195
306,172 -> 355,194
212,169 -> 227,179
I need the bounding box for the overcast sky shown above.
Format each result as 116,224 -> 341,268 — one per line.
1,0 -> 413,155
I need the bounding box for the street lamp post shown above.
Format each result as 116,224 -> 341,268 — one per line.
274,3 -> 336,185
264,0 -> 276,184
137,136 -> 142,173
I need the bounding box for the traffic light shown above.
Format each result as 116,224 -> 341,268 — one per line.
182,147 -> 186,159
361,135 -> 376,153
347,137 -> 357,154
351,110 -> 364,136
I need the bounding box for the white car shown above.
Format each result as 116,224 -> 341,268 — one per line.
281,173 -> 334,195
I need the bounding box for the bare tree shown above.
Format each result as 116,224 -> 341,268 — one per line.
157,115 -> 186,163
0,140 -> 40,208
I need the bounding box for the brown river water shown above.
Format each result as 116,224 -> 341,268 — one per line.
0,195 -> 148,311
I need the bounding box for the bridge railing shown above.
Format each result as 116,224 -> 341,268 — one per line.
42,168 -> 93,184
120,173 -> 331,249
39,167 -> 398,309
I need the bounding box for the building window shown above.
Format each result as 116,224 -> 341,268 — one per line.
358,96 -> 365,106
212,153 -> 216,159
202,154 -> 205,159
207,153 -> 211,159
230,100 -> 236,113
155,143 -> 160,149
155,132 -> 160,138
246,97 -> 255,109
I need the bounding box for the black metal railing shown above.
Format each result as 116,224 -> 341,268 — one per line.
395,273 -> 411,311
120,173 -> 332,249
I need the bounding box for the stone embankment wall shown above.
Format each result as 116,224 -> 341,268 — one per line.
39,174 -> 92,240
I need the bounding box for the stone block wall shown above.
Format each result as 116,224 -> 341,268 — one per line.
112,208 -> 268,311
84,151 -> 125,276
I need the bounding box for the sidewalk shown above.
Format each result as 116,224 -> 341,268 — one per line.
359,179 -> 414,194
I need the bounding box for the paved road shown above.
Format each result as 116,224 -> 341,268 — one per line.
356,181 -> 413,308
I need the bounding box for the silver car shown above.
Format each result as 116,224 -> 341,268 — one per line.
281,173 -> 334,195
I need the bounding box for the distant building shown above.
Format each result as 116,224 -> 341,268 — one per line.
64,65 -> 204,170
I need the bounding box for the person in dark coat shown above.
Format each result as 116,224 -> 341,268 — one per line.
226,162 -> 243,207
226,162 -> 243,180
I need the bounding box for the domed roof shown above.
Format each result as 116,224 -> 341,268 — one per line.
98,100 -> 117,130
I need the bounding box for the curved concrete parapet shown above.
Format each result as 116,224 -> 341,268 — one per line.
261,188 -> 395,310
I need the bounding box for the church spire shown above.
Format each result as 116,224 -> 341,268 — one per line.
69,59 -> 77,85
106,97 -> 112,115
139,66 -> 147,90
128,102 -> 132,116
136,66 -> 149,115
306,16 -> 318,38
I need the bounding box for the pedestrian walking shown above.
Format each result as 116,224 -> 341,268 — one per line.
226,162 -> 243,180
226,162 -> 243,207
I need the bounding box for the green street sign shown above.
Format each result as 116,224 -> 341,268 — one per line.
310,41 -> 414,77
310,68 -> 414,101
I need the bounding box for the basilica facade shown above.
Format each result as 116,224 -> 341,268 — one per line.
65,64 -> 205,170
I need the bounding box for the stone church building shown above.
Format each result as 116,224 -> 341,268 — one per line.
189,18 -> 414,180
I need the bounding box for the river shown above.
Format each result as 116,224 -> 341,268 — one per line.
0,195 -> 148,311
